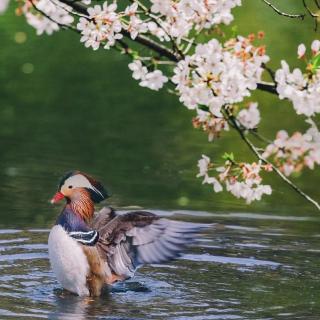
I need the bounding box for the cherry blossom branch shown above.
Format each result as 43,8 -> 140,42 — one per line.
59,0 -> 180,61
50,0 -> 279,94
30,0 -> 76,31
261,0 -> 306,19
256,81 -> 277,94
225,108 -> 320,211
17,0 -> 320,209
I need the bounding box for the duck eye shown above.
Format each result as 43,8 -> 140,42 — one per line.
68,185 -> 73,189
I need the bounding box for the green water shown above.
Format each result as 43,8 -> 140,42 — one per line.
0,1 -> 320,319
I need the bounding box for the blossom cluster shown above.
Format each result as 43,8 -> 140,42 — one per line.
172,35 -> 268,113
237,102 -> 261,129
128,60 -> 168,91
149,0 -> 241,42
263,121 -> 320,176
77,2 -> 122,50
197,154 -> 272,204
192,109 -> 229,141
275,41 -> 320,117
20,0 -> 73,35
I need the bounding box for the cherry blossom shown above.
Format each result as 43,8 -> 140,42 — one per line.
22,0 -> 73,35
128,60 -> 168,91
172,35 -> 268,114
275,42 -> 320,117
192,109 -> 229,141
149,0 -> 242,41
263,121 -> 320,176
197,155 -> 272,203
124,3 -> 148,40
297,43 -> 306,58
0,0 -> 10,14
311,40 -> 320,53
77,2 -> 122,50
16,0 -> 320,209
237,102 -> 261,129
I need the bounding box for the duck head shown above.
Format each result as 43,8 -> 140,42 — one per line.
51,171 -> 109,220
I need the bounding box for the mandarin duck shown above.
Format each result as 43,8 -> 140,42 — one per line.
48,171 -> 204,297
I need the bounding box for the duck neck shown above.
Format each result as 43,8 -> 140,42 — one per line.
67,190 -> 95,222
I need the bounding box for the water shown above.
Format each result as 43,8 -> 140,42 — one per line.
1,210 -> 320,319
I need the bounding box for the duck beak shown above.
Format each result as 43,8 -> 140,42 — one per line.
50,191 -> 65,204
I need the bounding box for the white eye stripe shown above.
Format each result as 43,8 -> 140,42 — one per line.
64,174 -> 96,190
91,185 -> 103,197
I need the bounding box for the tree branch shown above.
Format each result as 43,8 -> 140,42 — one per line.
302,0 -> 319,31
59,0 -> 179,61
225,110 -> 320,211
261,0 -> 306,19
257,81 -> 278,94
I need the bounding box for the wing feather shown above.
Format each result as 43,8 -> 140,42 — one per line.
92,209 -> 207,279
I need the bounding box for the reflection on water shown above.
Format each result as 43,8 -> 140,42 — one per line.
1,211 -> 320,319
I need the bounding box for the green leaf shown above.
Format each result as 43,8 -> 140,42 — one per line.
222,152 -> 235,161
310,53 -> 320,73
231,25 -> 238,38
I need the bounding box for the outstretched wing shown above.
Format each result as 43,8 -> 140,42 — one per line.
92,209 -> 206,279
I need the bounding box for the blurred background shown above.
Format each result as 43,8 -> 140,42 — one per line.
0,1 -> 319,227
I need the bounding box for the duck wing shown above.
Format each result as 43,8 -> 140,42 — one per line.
91,208 -> 206,279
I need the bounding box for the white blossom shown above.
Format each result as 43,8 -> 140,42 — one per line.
128,60 -> 148,80
24,0 -> 73,35
204,175 -> 223,192
128,60 -> 168,91
237,102 -> 260,129
263,120 -> 320,176
311,40 -> 320,54
140,70 -> 168,91
124,3 -> 148,40
77,2 -> 122,50
275,59 -> 320,117
197,156 -> 272,203
149,0 -> 242,40
172,37 -> 268,114
297,43 -> 306,58
197,154 -> 211,177
0,0 -> 10,14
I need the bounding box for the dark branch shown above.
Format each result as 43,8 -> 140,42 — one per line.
302,0 -> 319,31
262,0 -> 305,19
224,108 -> 320,211
257,81 -> 278,94
59,0 -> 179,61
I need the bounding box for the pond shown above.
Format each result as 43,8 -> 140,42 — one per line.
1,210 -> 320,319
1,1 -> 320,319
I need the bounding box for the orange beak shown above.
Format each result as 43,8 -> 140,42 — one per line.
50,191 -> 65,204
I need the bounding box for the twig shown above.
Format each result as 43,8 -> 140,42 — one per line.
226,110 -> 320,211
249,130 -> 273,144
30,0 -> 77,31
257,81 -> 278,94
261,0 -> 305,19
262,63 -> 276,82
302,0 -> 319,31
59,0 -> 180,61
